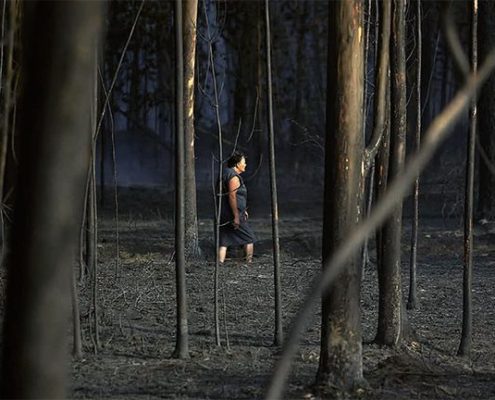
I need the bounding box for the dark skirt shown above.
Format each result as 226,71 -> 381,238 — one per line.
219,214 -> 256,247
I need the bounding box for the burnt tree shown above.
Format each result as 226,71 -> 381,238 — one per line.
183,0 -> 201,259
316,0 -> 366,392
375,0 -> 411,346
477,0 -> 495,220
0,1 -> 103,397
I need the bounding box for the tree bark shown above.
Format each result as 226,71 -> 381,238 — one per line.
477,0 -> 495,220
183,0 -> 201,260
264,0 -> 283,347
458,0 -> 478,358
375,0 -> 410,347
0,1 -> 103,397
173,0 -> 189,359
408,0 -> 422,311
316,0 -> 365,393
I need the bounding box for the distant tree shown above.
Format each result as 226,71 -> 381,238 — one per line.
0,1 -> 103,397
183,0 -> 201,259
477,0 -> 495,220
459,0 -> 478,358
264,0 -> 283,346
408,0 -> 422,311
316,0 -> 366,392
173,0 -> 189,359
374,0 -> 412,347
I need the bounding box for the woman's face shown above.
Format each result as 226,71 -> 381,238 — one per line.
236,157 -> 247,173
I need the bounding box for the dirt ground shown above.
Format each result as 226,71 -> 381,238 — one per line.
70,209 -> 495,399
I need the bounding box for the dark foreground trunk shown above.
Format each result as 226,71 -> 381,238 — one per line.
0,1 -> 103,397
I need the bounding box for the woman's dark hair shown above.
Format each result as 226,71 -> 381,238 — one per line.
227,151 -> 245,168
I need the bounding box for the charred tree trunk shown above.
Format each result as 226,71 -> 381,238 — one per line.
183,0 -> 201,260
408,0 -> 422,311
0,1 -> 102,397
0,0 -> 16,201
458,0 -> 478,358
477,0 -> 495,220
375,0 -> 410,347
173,0 -> 189,359
316,0 -> 366,393
264,0 -> 283,347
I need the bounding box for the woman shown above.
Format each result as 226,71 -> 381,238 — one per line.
218,151 -> 256,263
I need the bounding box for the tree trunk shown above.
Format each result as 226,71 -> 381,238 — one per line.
0,1 -> 103,397
264,0 -> 283,347
458,0 -> 478,358
173,0 -> 189,359
477,0 -> 495,220
316,0 -> 365,393
375,0 -> 410,347
183,0 -> 201,260
408,0 -> 422,311
0,0 -> 16,200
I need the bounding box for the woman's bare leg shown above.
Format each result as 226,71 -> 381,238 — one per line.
244,243 -> 253,262
218,246 -> 227,263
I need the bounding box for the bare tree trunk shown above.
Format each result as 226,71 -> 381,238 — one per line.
408,0 -> 422,311
0,0 -> 15,199
264,0 -> 283,347
173,0 -> 189,360
316,0 -> 365,393
477,0 -> 495,219
375,0 -> 410,347
183,0 -> 201,260
0,1 -> 102,397
71,263 -> 83,359
458,0 -> 478,358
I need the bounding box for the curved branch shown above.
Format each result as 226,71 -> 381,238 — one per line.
364,0 -> 391,170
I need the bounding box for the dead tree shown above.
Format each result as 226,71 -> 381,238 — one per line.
0,1 -> 103,397
0,0 -> 16,200
458,0 -> 478,358
184,0 -> 202,260
477,0 -> 495,219
173,0 -> 189,360
266,50 -> 495,400
408,0 -> 422,311
264,0 -> 283,347
316,0 -> 366,392
375,0 -> 411,346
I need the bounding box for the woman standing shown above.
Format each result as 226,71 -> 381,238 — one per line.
218,152 -> 256,263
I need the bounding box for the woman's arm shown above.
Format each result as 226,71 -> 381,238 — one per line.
228,176 -> 241,228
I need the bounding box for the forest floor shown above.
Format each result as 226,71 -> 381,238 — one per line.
70,201 -> 495,399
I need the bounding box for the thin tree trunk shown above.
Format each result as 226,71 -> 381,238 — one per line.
183,0 -> 201,260
0,0 -> 16,199
458,0 -> 477,358
408,0 -> 422,311
264,0 -> 283,347
316,0 -> 365,394
72,263 -> 83,359
173,0 -> 189,360
202,0 -> 224,347
0,2 -> 102,397
90,155 -> 100,350
375,0 -> 410,347
477,0 -> 495,219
